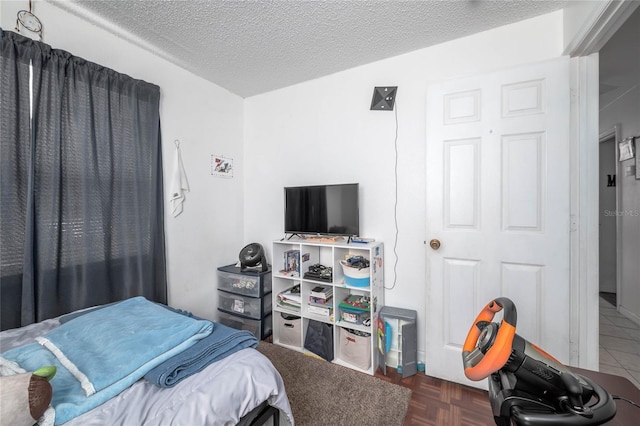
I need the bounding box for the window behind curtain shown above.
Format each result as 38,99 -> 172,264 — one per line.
0,29 -> 167,330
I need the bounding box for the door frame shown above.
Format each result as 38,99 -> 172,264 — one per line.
599,125 -> 622,305
567,0 -> 638,369
568,54 -> 599,369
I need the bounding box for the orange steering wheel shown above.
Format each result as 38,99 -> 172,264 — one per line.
462,298 -> 517,381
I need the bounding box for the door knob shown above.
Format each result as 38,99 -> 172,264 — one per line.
430,239 -> 441,250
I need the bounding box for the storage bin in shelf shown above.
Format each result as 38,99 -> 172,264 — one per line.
337,327 -> 372,371
275,312 -> 302,349
339,259 -> 370,288
338,306 -> 370,325
303,319 -> 334,361
334,248 -> 380,289
335,289 -> 372,325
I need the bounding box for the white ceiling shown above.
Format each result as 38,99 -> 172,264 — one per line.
599,5 -> 640,108
49,0 -> 572,98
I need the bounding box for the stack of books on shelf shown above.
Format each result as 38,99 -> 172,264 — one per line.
277,284 -> 301,312
307,285 -> 333,317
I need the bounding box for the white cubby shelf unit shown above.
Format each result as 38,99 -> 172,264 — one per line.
271,238 -> 384,375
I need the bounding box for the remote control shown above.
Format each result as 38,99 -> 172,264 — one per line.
351,237 -> 375,243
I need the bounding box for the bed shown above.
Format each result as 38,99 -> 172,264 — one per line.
0,297 -> 294,426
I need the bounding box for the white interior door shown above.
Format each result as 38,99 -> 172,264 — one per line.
425,58 -> 571,387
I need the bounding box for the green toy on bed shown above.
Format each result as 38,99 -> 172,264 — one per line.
0,366 -> 56,426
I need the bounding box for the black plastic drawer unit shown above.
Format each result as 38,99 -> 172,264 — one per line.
216,264 -> 272,339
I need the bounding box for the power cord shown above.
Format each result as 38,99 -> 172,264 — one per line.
385,100 -> 399,290
612,395 -> 640,409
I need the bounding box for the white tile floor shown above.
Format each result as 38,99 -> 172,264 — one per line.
599,297 -> 640,388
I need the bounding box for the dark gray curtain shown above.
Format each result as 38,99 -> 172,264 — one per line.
0,29 -> 166,330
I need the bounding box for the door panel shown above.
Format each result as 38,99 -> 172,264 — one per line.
426,58 -> 571,387
443,258 -> 480,346
444,139 -> 479,228
502,132 -> 544,231
501,262 -> 542,344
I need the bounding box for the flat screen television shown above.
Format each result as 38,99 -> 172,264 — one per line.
284,183 -> 359,237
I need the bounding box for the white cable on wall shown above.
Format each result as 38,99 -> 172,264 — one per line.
386,100 -> 399,290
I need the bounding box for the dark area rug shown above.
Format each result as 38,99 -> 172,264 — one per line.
257,341 -> 411,425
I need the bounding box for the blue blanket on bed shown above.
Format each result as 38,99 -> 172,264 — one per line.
1,297 -> 212,425
144,320 -> 258,387
58,301 -> 259,387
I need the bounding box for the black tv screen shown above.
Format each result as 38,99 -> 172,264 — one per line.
284,183 -> 359,236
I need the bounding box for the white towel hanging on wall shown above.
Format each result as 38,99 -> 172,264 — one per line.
169,140 -> 189,218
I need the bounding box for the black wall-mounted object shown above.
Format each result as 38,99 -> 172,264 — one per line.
370,86 -> 397,111
607,174 -> 616,187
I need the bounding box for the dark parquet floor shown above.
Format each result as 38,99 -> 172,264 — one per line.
374,368 -> 495,426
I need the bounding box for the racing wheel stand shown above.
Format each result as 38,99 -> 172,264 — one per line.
462,298 -> 617,426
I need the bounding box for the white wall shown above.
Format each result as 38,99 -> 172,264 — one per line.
244,11 -> 566,361
600,16 -> 640,324
599,7 -> 640,323
613,85 -> 640,323
1,1 -> 245,321
599,139 -> 617,294
601,85 -> 640,324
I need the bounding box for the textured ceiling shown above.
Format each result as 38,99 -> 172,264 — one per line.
50,0 -> 571,98
599,5 -> 640,107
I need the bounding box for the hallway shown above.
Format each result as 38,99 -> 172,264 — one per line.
599,295 -> 640,388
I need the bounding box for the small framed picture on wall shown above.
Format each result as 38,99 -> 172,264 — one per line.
618,137 -> 635,161
211,155 -> 233,178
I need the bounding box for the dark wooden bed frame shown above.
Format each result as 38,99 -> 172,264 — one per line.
237,400 -> 281,426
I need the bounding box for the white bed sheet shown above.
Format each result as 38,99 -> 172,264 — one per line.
0,318 -> 294,426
